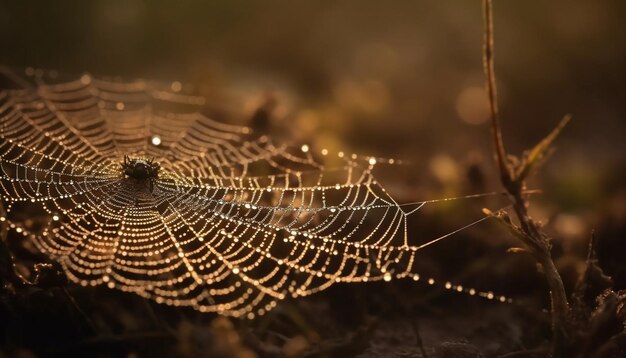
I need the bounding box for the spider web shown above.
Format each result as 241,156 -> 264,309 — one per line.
0,70 -> 501,318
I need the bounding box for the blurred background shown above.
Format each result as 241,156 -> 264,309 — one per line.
1,0 -> 625,356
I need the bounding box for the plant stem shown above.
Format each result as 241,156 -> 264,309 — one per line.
481,0 -> 570,355
482,0 -> 511,186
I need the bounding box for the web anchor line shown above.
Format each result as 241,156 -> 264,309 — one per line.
398,189 -> 541,216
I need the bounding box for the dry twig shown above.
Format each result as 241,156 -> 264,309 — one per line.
481,0 -> 571,356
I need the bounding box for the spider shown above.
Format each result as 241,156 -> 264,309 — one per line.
121,156 -> 160,193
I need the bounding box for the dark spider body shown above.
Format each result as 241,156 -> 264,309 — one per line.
121,156 -> 160,192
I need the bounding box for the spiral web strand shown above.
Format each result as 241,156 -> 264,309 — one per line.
0,71 -> 509,318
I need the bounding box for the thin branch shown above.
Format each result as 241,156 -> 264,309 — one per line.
482,0 -> 511,185
481,0 -> 571,356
